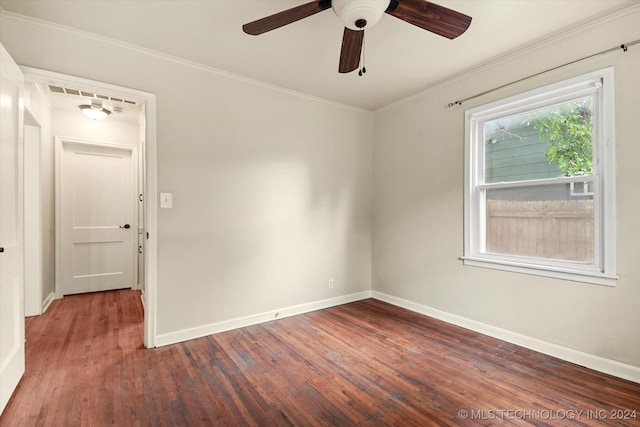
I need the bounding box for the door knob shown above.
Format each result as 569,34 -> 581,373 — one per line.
119,224 -> 131,229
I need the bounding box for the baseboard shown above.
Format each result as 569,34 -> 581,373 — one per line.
41,292 -> 56,314
155,290 -> 373,347
372,291 -> 640,384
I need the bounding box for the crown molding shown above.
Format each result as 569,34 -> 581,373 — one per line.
0,8 -> 370,115
376,2 -> 640,112
3,2 -> 638,114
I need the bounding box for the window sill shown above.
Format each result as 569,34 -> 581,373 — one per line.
461,256 -> 618,287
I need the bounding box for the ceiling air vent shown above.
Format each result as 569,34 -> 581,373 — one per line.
47,84 -> 138,106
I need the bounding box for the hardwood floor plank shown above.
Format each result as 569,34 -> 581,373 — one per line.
1,291 -> 639,426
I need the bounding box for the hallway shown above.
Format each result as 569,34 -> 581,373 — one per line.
0,291 -> 145,425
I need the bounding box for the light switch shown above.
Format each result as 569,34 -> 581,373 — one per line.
160,192 -> 173,209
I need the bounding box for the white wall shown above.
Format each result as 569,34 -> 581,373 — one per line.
51,109 -> 139,147
373,8 -> 640,369
0,11 -> 373,338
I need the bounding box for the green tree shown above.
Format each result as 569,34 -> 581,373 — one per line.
532,98 -> 593,176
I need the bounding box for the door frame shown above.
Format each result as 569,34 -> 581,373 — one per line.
24,109 -> 43,317
21,67 -> 158,349
55,137 -> 138,296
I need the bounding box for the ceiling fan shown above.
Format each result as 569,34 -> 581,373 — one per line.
242,0 -> 472,74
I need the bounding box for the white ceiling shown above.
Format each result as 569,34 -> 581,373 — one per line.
0,0 -> 634,110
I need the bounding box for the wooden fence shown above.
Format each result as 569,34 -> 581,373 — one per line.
486,199 -> 594,262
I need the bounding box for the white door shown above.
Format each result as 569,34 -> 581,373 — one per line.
58,139 -> 136,295
0,43 -> 25,415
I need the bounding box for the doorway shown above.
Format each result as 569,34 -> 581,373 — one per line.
22,67 -> 158,348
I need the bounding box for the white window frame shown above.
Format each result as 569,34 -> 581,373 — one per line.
463,68 -> 617,286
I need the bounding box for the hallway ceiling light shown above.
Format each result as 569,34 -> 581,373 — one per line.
79,101 -> 111,120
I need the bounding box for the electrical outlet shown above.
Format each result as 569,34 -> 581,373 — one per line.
328,279 -> 334,289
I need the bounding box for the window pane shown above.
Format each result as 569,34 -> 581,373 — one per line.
485,184 -> 594,262
484,97 -> 593,183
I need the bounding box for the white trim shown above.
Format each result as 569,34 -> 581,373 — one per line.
41,292 -> 57,314
2,4 -> 637,114
477,175 -> 595,191
155,291 -> 372,347
461,257 -> 617,287
23,117 -> 43,317
0,9 -> 367,114
372,291 -> 640,384
143,98 -> 157,348
599,69 -> 617,278
463,68 -> 616,285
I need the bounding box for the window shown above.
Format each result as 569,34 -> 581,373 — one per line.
464,68 -> 616,286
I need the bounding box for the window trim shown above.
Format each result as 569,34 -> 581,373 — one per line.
463,68 -> 617,286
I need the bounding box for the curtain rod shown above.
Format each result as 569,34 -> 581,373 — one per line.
447,39 -> 640,108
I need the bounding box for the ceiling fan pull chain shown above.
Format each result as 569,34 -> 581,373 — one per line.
359,35 -> 367,77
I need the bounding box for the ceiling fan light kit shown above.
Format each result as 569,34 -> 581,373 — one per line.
332,0 -> 390,30
242,0 -> 471,74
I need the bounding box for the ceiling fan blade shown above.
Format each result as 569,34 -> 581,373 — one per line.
339,28 -> 364,74
243,0 -> 332,35
386,0 -> 472,39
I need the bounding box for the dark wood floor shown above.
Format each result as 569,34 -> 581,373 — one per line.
1,290 -> 639,426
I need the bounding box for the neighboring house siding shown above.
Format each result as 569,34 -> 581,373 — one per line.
484,121 -> 561,183
483,121 -> 581,201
